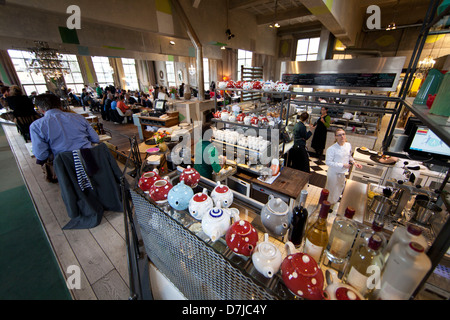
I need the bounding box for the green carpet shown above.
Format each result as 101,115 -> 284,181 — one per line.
0,125 -> 72,300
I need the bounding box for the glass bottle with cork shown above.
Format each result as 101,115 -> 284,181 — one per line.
303,200 -> 331,264
305,188 -> 329,231
343,234 -> 385,298
324,206 -> 358,265
289,190 -> 309,249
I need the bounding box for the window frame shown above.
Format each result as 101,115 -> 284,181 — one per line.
7,49 -> 48,96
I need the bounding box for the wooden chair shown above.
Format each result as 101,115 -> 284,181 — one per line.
15,114 -> 40,142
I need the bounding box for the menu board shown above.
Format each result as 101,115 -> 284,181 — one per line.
282,73 -> 397,89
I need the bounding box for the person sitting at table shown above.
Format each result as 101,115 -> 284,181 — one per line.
115,95 -> 133,123
141,93 -> 153,108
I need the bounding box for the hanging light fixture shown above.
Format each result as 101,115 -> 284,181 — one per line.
269,0 -> 281,28
27,41 -> 70,79
189,64 -> 196,75
386,0 -> 399,31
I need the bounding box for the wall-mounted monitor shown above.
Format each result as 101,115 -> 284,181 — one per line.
404,125 -> 450,162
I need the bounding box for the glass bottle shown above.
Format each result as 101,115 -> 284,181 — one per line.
353,217 -> 387,256
325,206 -> 358,265
303,200 -> 331,264
377,242 -> 431,300
289,190 -> 308,248
306,188 -> 329,231
343,234 -> 385,298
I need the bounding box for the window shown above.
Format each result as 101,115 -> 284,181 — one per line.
237,49 -> 253,81
8,49 -> 47,95
121,58 -> 139,91
296,37 -> 320,61
92,56 -> 114,88
166,61 -> 176,88
60,54 -> 84,94
203,58 -> 210,92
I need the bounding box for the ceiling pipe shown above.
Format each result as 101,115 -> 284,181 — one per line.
169,0 -> 204,100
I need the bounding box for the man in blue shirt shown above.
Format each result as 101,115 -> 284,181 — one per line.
30,94 -> 99,163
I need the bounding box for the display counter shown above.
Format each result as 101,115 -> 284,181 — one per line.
130,175 -> 296,300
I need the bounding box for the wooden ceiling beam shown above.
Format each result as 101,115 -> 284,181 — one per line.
228,0 -> 272,11
256,5 -> 311,25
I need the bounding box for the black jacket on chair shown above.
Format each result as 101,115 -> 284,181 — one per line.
54,143 -> 124,230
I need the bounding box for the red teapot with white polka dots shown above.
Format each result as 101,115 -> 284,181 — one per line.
180,165 -> 201,188
149,177 -> 173,204
281,241 -> 326,300
225,211 -> 258,257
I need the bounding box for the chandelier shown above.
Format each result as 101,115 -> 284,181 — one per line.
188,64 -> 196,75
27,41 -> 70,79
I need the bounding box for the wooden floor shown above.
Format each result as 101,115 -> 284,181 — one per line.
2,118 -> 137,300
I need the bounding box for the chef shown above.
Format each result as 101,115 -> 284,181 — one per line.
325,128 -> 363,204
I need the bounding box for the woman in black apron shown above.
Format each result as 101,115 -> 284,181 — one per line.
311,107 -> 331,160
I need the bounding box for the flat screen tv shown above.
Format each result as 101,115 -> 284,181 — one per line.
404,125 -> 450,162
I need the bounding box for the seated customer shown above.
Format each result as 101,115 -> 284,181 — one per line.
116,95 -> 133,124
30,94 -> 100,164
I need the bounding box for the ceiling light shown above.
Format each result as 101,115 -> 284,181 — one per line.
221,46 -> 226,50
274,22 -> 280,28
169,41 -> 175,45
386,22 -> 396,30
226,29 -> 235,40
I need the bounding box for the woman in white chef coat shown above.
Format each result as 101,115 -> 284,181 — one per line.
325,128 -> 362,204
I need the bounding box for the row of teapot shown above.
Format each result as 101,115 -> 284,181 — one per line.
138,171 -> 362,300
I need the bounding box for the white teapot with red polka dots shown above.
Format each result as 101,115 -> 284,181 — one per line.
281,241 -> 326,300
211,181 -> 234,208
188,188 -> 214,220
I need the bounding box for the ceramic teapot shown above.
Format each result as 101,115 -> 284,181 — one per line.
167,180 -> 194,211
221,111 -> 230,121
149,177 -> 173,204
324,269 -> 364,300
243,81 -> 253,90
281,241 -> 326,300
236,113 -> 246,123
262,80 -> 276,92
138,169 -> 161,193
211,181 -> 233,208
217,81 -> 227,90
275,82 -> 291,92
252,233 -> 282,278
261,195 -> 290,237
226,211 -> 259,256
201,201 -> 232,242
180,165 -> 201,188
250,116 -> 259,126
244,115 -> 252,125
189,188 -> 214,220
252,81 -> 262,90
227,80 -> 236,89
234,81 -> 244,89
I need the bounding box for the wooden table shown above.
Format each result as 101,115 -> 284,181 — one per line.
235,166 -> 310,205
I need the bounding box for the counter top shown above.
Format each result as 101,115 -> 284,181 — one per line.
235,166 -> 310,200
353,148 -> 447,179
